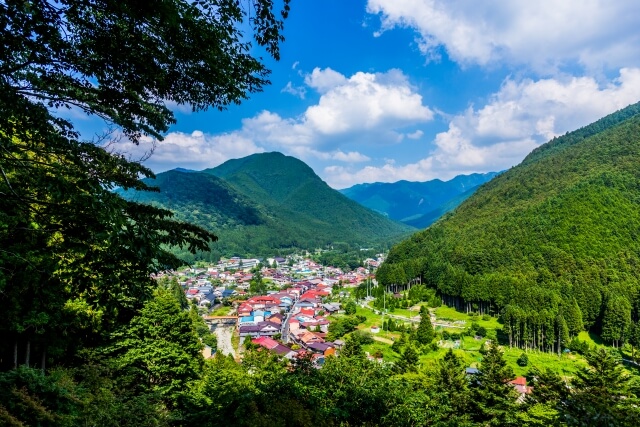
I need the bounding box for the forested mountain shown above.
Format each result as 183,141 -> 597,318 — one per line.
378,102 -> 640,350
340,172 -> 498,228
120,152 -> 414,259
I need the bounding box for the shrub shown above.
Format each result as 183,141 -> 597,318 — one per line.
517,352 -> 529,367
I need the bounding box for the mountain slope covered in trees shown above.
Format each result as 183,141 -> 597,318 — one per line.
377,102 -> 640,350
340,172 -> 498,228
121,152 -> 414,259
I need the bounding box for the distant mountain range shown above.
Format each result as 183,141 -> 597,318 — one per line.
119,152 -> 414,260
340,172 -> 499,228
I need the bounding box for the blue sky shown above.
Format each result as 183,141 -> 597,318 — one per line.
107,0 -> 640,188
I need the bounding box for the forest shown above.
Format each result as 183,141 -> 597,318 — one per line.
377,102 -> 640,354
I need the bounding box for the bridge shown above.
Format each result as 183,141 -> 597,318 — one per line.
204,315 -> 238,326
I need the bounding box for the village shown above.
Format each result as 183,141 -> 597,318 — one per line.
155,253 -> 536,401
156,253 -> 383,367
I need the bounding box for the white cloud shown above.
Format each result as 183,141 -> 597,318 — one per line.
240,68 -> 434,151
281,81 -> 307,99
366,0 -> 640,71
302,68 -> 433,137
324,68 -> 640,188
110,130 -> 264,172
406,130 -> 424,139
116,68 -> 431,171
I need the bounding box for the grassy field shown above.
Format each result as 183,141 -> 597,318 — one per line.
346,301 -> 598,377
434,305 -> 501,330
210,305 -> 235,316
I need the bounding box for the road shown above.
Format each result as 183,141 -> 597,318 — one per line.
214,325 -> 236,358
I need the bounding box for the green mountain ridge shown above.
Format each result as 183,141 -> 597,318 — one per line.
340,172 -> 499,228
120,152 -> 414,260
378,101 -> 640,347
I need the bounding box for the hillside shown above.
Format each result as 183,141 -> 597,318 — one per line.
377,102 -> 640,348
121,152 -> 414,259
340,172 -> 498,228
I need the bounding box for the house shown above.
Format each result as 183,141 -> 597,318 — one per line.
252,336 -> 295,358
239,321 -> 281,339
509,377 -> 533,402
238,316 -> 256,327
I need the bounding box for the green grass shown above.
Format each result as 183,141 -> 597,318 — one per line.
502,346 -> 587,378
363,342 -> 398,362
434,305 -> 501,330
210,305 -> 234,316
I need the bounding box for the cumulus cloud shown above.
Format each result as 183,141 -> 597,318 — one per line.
239,68 -> 433,149
325,68 -> 640,188
366,0 -> 640,70
110,130 -> 264,172
122,68 -> 432,171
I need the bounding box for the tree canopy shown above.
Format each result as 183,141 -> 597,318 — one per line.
0,0 -> 289,370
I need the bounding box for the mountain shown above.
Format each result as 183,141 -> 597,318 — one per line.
340,172 -> 498,228
377,102 -> 640,345
120,152 -> 414,259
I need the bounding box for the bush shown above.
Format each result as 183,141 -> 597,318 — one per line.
482,314 -> 491,321
517,352 -> 529,367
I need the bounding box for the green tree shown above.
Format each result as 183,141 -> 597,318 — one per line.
564,348 -> 640,426
415,309 -> 435,345
601,296 -> 632,348
471,342 -> 518,426
170,278 -> 189,310
341,335 -> 365,358
517,352 -> 529,367
344,300 -> 357,315
397,344 -> 419,373
249,270 -> 267,295
1,0 -> 290,371
110,290 -> 204,404
433,349 -> 471,425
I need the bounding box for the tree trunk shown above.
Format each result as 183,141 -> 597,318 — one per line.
25,340 -> 30,367
41,348 -> 46,372
13,341 -> 18,369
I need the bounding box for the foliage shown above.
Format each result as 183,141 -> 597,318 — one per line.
415,309 -> 435,345
327,316 -> 364,341
516,352 -> 529,367
378,102 -> 640,352
344,300 -> 357,315
1,0 -> 289,370
564,348 -> 640,426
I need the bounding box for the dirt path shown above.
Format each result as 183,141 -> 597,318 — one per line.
214,325 -> 236,358
373,336 -> 394,344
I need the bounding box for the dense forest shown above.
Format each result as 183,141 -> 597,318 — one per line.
120,153 -> 414,261
377,102 -> 640,353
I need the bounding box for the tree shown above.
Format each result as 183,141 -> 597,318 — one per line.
517,352 -> 529,367
471,342 -> 518,426
340,334 -> 365,358
564,348 -> 640,426
396,344 -> 419,373
415,309 -> 435,345
601,296 -> 631,348
109,290 -> 204,404
1,0 -> 290,370
344,300 -> 357,315
249,270 -> 267,295
433,349 -> 472,425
